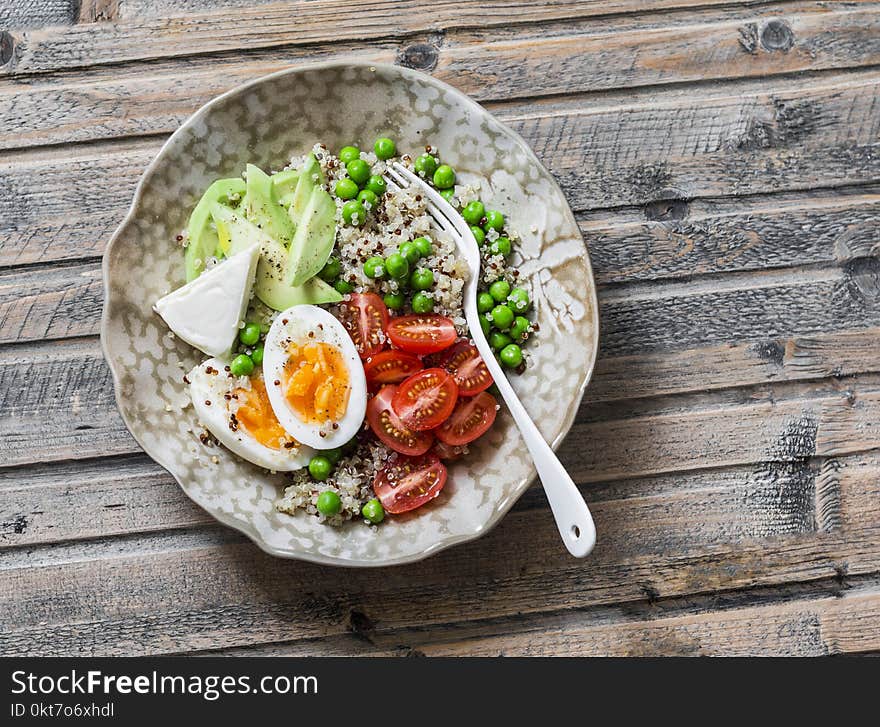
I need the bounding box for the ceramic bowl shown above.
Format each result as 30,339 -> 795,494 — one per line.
101,62 -> 599,567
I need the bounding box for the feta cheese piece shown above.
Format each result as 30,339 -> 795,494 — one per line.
154,244 -> 260,357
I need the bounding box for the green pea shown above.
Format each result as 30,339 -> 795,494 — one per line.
490,304 -> 514,331
346,159 -> 371,186
500,343 -> 523,369
383,292 -> 405,311
310,456 -> 333,482
410,268 -> 434,291
342,199 -> 365,226
414,153 -> 438,178
489,331 -> 512,351
251,345 -> 264,366
309,457 -> 333,483
366,175 -> 387,196
334,279 -> 354,294
230,353 -> 254,377
363,256 -> 386,279
318,256 -> 341,282
470,225 -> 485,245
323,448 -> 343,465
385,253 -> 409,280
334,177 -> 359,200
509,315 -> 530,342
479,314 -> 491,337
362,497 -> 385,524
316,490 -> 342,515
412,292 -> 434,313
357,189 -> 378,208
440,188 -> 456,203
477,292 -> 495,314
507,286 -> 531,312
339,146 -> 360,164
484,209 -> 505,231
239,322 -> 261,346
489,279 -> 511,303
398,241 -> 420,265
490,236 -> 511,256
374,137 -> 396,160
412,236 -> 432,257
433,164 -> 456,189
462,200 -> 485,225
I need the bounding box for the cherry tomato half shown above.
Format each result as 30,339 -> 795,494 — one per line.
366,385 -> 433,456
392,368 -> 458,432
373,452 -> 447,514
386,314 -> 457,355
436,391 -> 498,446
436,339 -> 493,396
363,350 -> 423,387
336,292 -> 389,359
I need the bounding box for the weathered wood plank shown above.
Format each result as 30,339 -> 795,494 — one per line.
3,70 -> 879,270
0,0 -> 786,76
384,577 -> 880,656
5,4 -> 880,151
206,573 -> 880,656
0,1 -> 76,30
1,450 -> 876,656
6,245 -> 879,353
3,322 -> 879,470
585,189 -> 880,285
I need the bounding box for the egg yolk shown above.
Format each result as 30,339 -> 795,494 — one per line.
233,376 -> 295,450
283,341 -> 350,424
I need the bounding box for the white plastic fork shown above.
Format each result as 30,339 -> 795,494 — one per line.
385,163 -> 596,557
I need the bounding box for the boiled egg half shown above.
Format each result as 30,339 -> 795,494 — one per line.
263,304 -> 367,449
189,357 -> 314,470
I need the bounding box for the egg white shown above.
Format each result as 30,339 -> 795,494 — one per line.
263,304 -> 367,449
189,357 -> 314,470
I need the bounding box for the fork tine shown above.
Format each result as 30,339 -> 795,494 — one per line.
384,166 -> 457,236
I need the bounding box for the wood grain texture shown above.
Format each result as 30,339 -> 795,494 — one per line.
3,0 -> 880,657
4,4 -> 879,151
0,0 -> 787,76
1,450 -> 877,656
3,71 -> 880,270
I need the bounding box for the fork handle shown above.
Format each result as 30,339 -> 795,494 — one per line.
492,372 -> 596,557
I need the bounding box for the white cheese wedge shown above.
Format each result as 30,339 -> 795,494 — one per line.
154,244 -> 260,357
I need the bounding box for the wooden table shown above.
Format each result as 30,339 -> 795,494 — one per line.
2,0 -> 879,658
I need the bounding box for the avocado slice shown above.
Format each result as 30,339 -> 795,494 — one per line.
256,238 -> 343,310
184,177 -> 246,281
288,153 -> 325,224
245,164 -> 296,248
209,203 -> 342,311
285,185 -> 337,287
271,169 -> 300,208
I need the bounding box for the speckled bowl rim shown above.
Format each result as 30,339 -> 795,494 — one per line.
100,60 -> 600,567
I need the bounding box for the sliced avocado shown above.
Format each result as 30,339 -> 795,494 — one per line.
185,177 -> 246,281
256,238 -> 342,310
271,169 -> 300,207
245,164 -> 296,247
210,203 -> 341,311
285,186 -> 337,287
288,153 -> 325,224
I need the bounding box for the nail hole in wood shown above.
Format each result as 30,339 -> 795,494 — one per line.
760,19 -> 794,52
0,32 -> 14,67
396,43 -> 439,72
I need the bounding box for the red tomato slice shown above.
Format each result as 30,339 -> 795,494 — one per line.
436,391 -> 498,446
392,368 -> 458,432
363,350 -> 423,387
436,339 -> 493,396
386,314 -> 457,355
432,440 -> 469,461
336,292 -> 389,359
373,452 -> 447,514
366,385 -> 433,456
